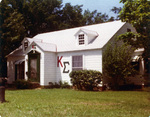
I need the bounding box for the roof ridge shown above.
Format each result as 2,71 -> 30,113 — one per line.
34,20 -> 123,37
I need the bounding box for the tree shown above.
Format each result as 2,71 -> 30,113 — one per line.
103,39 -> 136,90
0,0 -> 63,55
0,0 -> 63,76
23,0 -> 63,37
60,3 -> 84,29
83,9 -> 109,25
119,0 -> 150,74
2,10 -> 26,54
0,7 -> 2,77
111,6 -> 122,20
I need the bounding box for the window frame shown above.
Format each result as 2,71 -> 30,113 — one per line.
127,28 -> 131,32
24,40 -> 28,50
78,34 -> 85,45
72,55 -> 83,71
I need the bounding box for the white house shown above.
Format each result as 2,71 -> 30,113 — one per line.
6,20 -> 145,86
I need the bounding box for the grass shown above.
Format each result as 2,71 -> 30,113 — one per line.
0,89 -> 150,117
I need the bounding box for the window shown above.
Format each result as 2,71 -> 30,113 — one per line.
24,41 -> 28,50
72,55 -> 83,71
78,34 -> 84,45
127,28 -> 131,32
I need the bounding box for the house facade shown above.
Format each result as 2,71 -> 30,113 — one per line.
7,20 -> 145,86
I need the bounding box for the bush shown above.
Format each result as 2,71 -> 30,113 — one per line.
103,39 -> 136,90
69,70 -> 102,91
13,80 -> 32,89
48,81 -> 71,89
59,81 -> 71,89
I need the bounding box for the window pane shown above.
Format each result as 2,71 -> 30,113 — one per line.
78,34 -> 84,45
72,68 -> 83,71
72,56 -> 83,71
24,41 -> 28,50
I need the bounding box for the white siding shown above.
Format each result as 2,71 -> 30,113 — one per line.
84,50 -> 102,71
25,45 -> 45,85
40,52 -> 44,86
56,54 -> 71,83
44,52 -> 56,85
56,49 -> 102,84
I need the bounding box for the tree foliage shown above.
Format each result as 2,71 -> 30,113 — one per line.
103,39 -> 136,90
60,3 -> 84,29
83,9 -> 109,25
2,10 -> 25,53
0,0 -> 63,57
111,6 -> 122,20
119,0 -> 150,60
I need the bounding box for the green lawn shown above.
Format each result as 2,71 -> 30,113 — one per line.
0,89 -> 150,117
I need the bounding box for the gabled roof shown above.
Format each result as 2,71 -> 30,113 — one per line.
6,46 -> 25,57
33,20 -> 126,52
30,41 -> 57,52
21,37 -> 42,45
74,28 -> 98,37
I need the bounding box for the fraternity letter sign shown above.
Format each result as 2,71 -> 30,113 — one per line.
57,56 -> 63,67
57,56 -> 70,73
63,62 -> 70,73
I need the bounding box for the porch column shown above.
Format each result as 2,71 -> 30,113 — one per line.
25,55 -> 28,81
140,58 -> 145,75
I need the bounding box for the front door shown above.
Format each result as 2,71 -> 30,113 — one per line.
28,51 -> 40,82
30,57 -> 37,79
15,62 -> 25,81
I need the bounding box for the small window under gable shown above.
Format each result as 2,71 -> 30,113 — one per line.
127,28 -> 131,32
24,40 -> 28,50
78,34 -> 85,45
74,28 -> 98,46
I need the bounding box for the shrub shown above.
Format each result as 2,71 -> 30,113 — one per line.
30,82 -> 40,89
59,81 -> 71,89
103,39 -> 136,90
69,70 -> 102,91
13,80 -> 32,89
48,81 -> 71,89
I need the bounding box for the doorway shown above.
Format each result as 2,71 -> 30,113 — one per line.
15,61 -> 25,80
28,51 -> 40,82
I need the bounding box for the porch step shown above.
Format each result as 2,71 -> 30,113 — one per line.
128,76 -> 144,85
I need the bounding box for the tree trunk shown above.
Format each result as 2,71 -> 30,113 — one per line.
0,86 -> 5,103
113,77 -> 119,90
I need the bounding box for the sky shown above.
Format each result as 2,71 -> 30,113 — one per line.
0,0 -> 123,17
62,0 -> 123,17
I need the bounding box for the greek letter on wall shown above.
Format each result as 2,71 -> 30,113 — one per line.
63,62 -> 70,73
57,56 -> 63,67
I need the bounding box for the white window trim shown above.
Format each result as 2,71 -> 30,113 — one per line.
78,34 -> 85,45
24,40 -> 29,51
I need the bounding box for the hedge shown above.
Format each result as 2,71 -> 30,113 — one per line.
69,70 -> 102,91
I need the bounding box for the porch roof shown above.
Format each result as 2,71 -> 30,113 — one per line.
15,59 -> 25,64
6,46 -> 25,57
